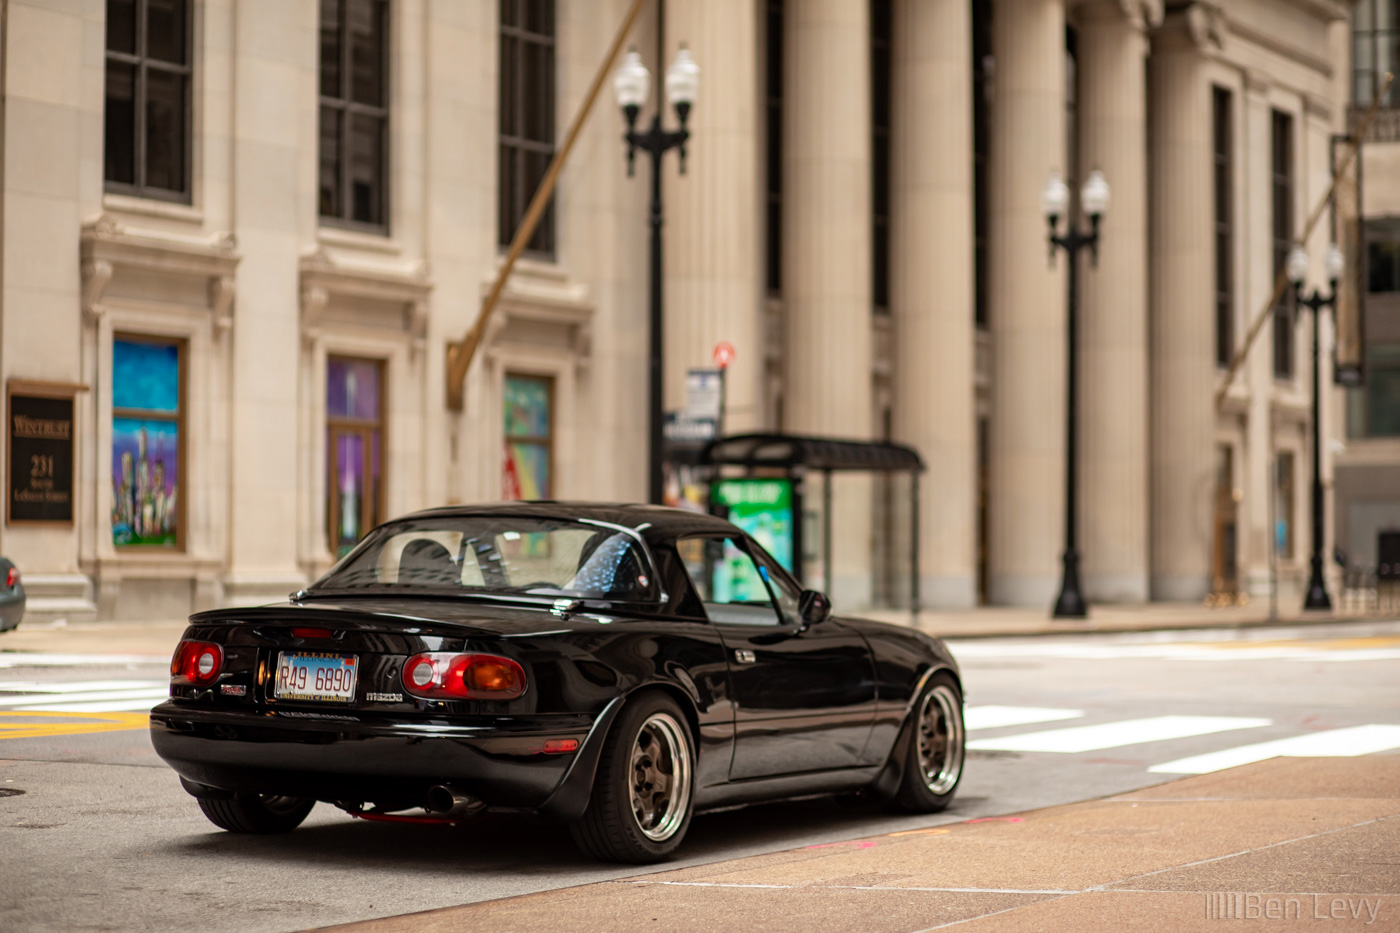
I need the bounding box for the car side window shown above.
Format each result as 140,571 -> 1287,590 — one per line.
677,535 -> 783,626
750,546 -> 802,626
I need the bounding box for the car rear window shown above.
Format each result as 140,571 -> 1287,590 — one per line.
310,516 -> 656,602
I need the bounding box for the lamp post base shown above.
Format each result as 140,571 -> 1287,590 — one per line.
1303,554 -> 1332,612
1052,550 -> 1088,619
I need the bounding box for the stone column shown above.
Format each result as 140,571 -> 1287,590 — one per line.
1073,0 -> 1158,603
1241,70 -> 1275,599
891,0 -> 976,608
1149,5 -> 1219,601
987,0 -> 1066,607
783,0 -> 873,606
224,0 -> 319,603
664,1 -> 764,434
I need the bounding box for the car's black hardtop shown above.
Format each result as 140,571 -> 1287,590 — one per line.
402,501 -> 740,549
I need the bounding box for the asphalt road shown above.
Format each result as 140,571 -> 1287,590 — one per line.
1,619 -> 1397,933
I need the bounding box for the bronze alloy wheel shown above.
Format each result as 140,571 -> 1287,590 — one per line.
916,683 -> 965,795
629,711 -> 692,842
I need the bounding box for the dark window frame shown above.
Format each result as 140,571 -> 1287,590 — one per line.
111,333 -> 188,551
498,0 -> 557,258
1213,86 -> 1234,368
104,0 -> 194,203
1272,109 -> 1295,380
503,372 -> 555,500
319,0 -> 391,233
326,356 -> 387,556
871,0 -> 892,314
1352,0 -> 1399,108
765,0 -> 784,295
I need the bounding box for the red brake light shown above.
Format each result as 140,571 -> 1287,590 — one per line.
171,640 -> 223,685
292,627 -> 333,639
401,653 -> 526,700
5,567 -> 16,588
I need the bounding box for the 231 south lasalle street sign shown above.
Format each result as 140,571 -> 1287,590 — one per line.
7,392 -> 75,524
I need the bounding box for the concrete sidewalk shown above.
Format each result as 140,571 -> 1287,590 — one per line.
0,601 -> 1393,660
311,755 -> 1400,933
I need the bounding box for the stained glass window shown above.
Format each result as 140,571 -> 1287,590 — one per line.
503,374 -> 551,500
327,357 -> 384,556
112,337 -> 182,547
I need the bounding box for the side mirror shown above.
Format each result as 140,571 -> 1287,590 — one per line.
797,589 -> 832,627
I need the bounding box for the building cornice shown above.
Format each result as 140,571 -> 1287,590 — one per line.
79,214 -> 240,332
1226,18 -> 1335,78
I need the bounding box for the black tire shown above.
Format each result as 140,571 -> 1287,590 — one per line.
197,794 -> 315,834
893,671 -> 966,813
569,692 -> 695,864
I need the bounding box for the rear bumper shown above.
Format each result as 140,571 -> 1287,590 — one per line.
149,698 -> 621,819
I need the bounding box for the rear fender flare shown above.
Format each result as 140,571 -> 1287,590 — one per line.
534,680 -> 702,823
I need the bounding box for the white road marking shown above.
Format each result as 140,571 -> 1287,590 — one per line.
0,653 -> 165,668
1149,724 -> 1400,774
967,715 -> 1272,753
0,688 -> 168,709
952,642 -> 1400,663
0,680 -> 166,694
11,696 -> 167,713
964,705 -> 1084,730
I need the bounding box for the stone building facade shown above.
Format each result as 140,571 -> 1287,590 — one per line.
1335,0 -> 1400,592
0,0 -> 1358,623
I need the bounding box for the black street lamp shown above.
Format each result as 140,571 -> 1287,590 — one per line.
1287,242 -> 1345,612
614,46 -> 699,505
1042,169 -> 1110,620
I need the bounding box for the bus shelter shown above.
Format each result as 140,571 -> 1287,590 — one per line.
697,433 -> 925,618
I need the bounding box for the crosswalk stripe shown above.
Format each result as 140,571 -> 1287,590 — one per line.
0,688 -> 169,708
1149,724 -> 1400,774
12,696 -> 167,713
952,643 -> 1400,663
0,680 -> 166,694
965,705 -> 1084,730
0,652 -> 166,668
967,715 -> 1272,753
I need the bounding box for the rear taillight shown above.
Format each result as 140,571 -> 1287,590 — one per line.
5,567 -> 16,588
401,653 -> 526,700
171,640 -> 223,685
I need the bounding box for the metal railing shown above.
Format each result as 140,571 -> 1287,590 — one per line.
1340,566 -> 1400,614
1348,105 -> 1400,143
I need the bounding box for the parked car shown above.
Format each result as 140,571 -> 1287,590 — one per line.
0,557 -> 25,633
150,502 -> 965,863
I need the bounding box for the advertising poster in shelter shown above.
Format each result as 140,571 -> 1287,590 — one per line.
711,478 -> 795,573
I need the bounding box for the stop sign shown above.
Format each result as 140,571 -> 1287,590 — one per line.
712,341 -> 736,370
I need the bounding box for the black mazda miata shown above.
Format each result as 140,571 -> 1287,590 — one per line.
150,502 -> 966,863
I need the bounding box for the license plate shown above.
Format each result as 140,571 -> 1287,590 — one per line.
274,652 -> 359,703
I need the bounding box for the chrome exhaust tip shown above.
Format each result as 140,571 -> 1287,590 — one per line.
425,785 -> 484,817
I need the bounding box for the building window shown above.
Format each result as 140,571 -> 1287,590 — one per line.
972,0 -> 992,329
1353,0 -> 1399,108
1363,345 -> 1400,436
499,0 -> 556,257
104,0 -> 192,202
503,374 -> 552,500
319,0 -> 389,230
327,357 -> 384,556
1213,86 -> 1234,368
111,337 -> 183,548
871,0 -> 892,313
1369,232 -> 1400,294
765,0 -> 784,295
1274,451 -> 1295,561
1271,109 -> 1295,380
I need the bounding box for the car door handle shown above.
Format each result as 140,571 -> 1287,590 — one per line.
734,649 -> 756,664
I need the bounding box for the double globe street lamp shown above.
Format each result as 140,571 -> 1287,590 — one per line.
1042,169 -> 1110,619
1286,242 -> 1345,612
613,46 -> 699,505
